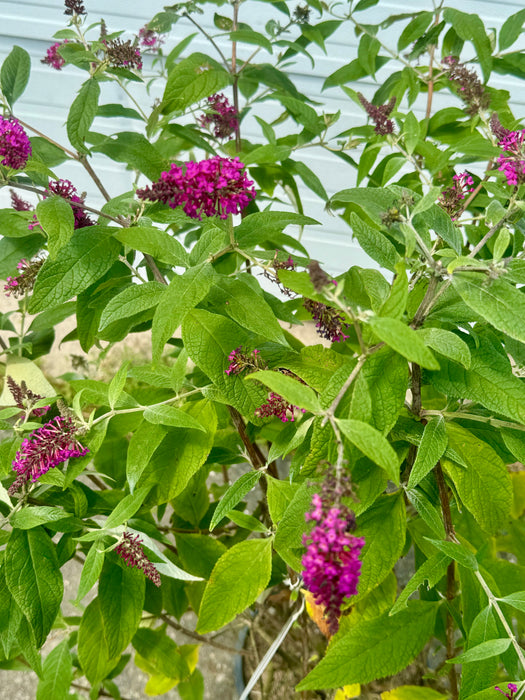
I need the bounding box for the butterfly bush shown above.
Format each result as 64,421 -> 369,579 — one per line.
1,1 -> 525,698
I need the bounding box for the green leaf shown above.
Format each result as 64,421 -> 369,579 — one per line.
499,8 -> 525,50
450,638 -> 511,664
142,400 -> 216,503
99,282 -> 165,331
404,112 -> 420,155
0,567 -> 24,657
338,419 -> 399,484
398,12 -> 433,50
500,591 -> 525,613
126,421 -> 167,493
92,133 -> 167,180
176,533 -> 227,579
365,348 -> 408,435
152,263 -> 216,364
228,511 -> 269,533
108,361 -> 129,410
78,598 -> 120,684
36,196 -> 75,259
430,336 -> 525,424
209,471 -> 263,531
162,52 -> 231,112
0,235 -> 42,279
379,263 -> 408,319
354,493 -> 407,601
229,29 -> 273,53
426,538 -> 478,570
196,538 -> 273,633
5,527 -> 63,647
416,328 -> 470,369
28,227 -> 121,313
10,506 -> 72,530
1,46 -> 31,107
132,627 -> 190,681
442,9 -> 492,82
242,144 -> 292,165
99,559 -> 145,657
143,404 -> 206,432
113,226 -> 189,267
235,211 -> 318,245
246,370 -> 320,413
390,552 -> 450,615
182,310 -> 266,416
216,278 -> 288,345
367,316 -> 439,370
461,605 -> 500,698
452,274 -> 525,346
67,78 -> 100,152
407,417 -> 448,488
350,213 -> 400,272
416,204 -> 463,254
104,485 -> 150,530
296,601 -> 438,690
75,542 -> 105,604
442,423 -> 512,534
382,687 -> 447,700
36,639 -> 72,700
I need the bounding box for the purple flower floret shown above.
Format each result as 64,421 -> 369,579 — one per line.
254,392 -> 306,423
138,26 -> 164,52
438,171 -> 474,219
8,416 -> 88,495
42,41 -> 68,70
136,156 -> 256,220
497,130 -> 525,187
303,299 -> 349,343
0,117 -> 32,170
302,492 -> 364,635
496,683 -> 519,699
115,532 -> 161,587
199,93 -> 239,140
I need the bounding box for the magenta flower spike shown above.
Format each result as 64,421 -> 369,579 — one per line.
0,117 -> 32,171
115,532 -> 161,587
136,156 -> 256,220
199,93 -> 239,140
42,41 -> 68,70
8,416 -> 88,495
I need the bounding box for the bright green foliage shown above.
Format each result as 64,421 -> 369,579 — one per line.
0,1 -> 524,698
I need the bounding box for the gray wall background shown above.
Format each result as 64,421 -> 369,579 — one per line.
1,0 -> 524,273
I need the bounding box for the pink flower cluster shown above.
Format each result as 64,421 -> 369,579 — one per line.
29,179 -> 94,231
199,93 -> 239,140
115,532 -> 161,587
0,116 -> 32,170
438,171 -> 474,219
303,299 -> 349,343
4,257 -> 44,298
138,26 -> 164,52
254,393 -> 306,423
8,416 -> 88,495
302,493 -> 364,635
136,156 -> 256,220
225,346 -> 265,376
496,684 -> 518,699
496,130 -> 525,187
10,189 -> 33,211
42,41 -> 67,70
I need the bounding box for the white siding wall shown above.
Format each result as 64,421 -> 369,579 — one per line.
1,0 -> 524,273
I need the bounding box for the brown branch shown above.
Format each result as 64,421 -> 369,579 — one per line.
160,613 -> 250,656
227,405 -> 278,477
78,154 -> 112,202
411,364 -> 422,417
435,461 -> 458,700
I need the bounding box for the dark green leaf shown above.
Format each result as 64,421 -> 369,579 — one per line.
75,542 -> 105,604
1,46 -> 31,107
407,417 -> 448,488
36,196 -> 75,259
350,213 -> 400,272
28,227 -> 121,313
426,538 -> 478,570
78,598 -> 120,684
126,421 -> 167,493
338,419 -> 399,483
162,53 -> 231,112
367,316 -> 439,369
104,485 -> 150,530
209,471 -> 263,531
36,639 -> 72,700
99,559 -> 145,657
143,404 -> 207,432
99,282 -> 166,331
390,552 -> 449,614
5,528 -> 63,647
113,226 -> 189,267
66,78 -> 100,153
246,370 -> 320,413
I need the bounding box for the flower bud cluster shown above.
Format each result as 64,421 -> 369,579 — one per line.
442,56 -> 489,115
138,27 -> 165,52
4,257 -> 44,298
9,416 -> 88,495
438,171 -> 474,219
7,376 -> 50,418
104,38 -> 143,70
115,532 -> 161,587
303,299 -> 349,343
199,93 -> 239,140
357,93 -> 396,135
136,156 -> 256,220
